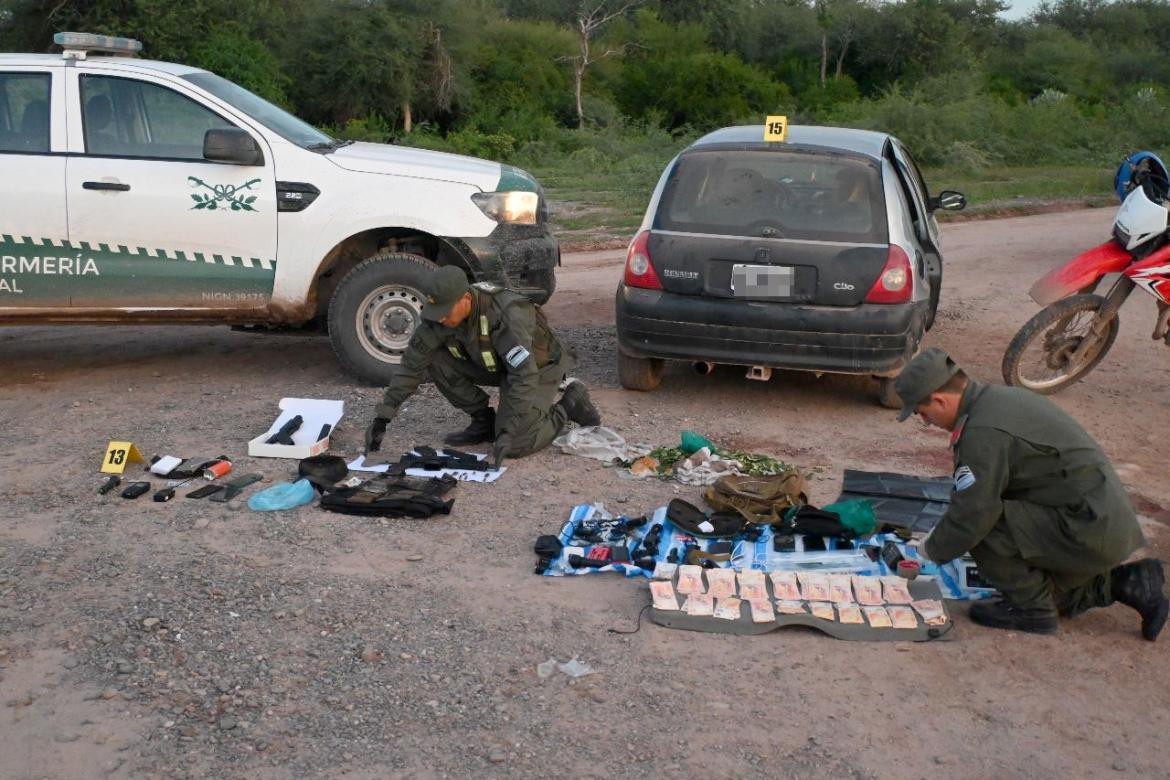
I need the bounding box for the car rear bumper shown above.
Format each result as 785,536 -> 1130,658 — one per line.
616,284 -> 925,375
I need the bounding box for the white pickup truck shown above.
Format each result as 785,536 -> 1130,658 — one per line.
0,33 -> 560,383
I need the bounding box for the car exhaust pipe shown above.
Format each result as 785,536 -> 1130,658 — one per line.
692,361 -> 715,375
746,366 -> 772,382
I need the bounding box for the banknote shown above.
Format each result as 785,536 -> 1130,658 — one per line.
769,571 -> 801,601
714,597 -> 743,621
677,565 -> 706,595
749,599 -> 775,623
888,605 -> 919,629
684,592 -> 714,616
852,576 -> 885,606
798,572 -> 831,602
829,574 -> 855,604
863,605 -> 893,628
881,576 -> 914,604
738,570 -> 768,602
652,561 -> 678,581
650,580 -> 680,611
776,600 -> 807,615
911,599 -> 948,626
810,602 -> 835,621
707,568 -> 737,599
837,604 -> 864,624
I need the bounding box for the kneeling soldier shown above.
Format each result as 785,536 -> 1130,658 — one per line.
896,348 -> 1167,640
364,265 -> 600,465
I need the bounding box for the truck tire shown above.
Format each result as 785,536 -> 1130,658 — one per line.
618,350 -> 664,391
876,376 -> 901,409
328,252 -> 441,385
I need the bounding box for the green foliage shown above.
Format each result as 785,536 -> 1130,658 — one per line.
4,0 -> 1170,221
329,115 -> 394,144
190,22 -> 288,106
613,11 -> 793,130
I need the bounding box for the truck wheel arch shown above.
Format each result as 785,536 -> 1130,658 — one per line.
309,228 -> 487,320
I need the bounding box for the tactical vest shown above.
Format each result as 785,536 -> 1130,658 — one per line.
443,283 -> 557,371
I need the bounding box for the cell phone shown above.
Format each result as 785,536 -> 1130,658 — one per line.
186,483 -> 225,500
120,482 -> 151,499
210,473 -> 264,503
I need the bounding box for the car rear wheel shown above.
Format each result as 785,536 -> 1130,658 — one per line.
328,252 -> 440,385
618,350 -> 664,391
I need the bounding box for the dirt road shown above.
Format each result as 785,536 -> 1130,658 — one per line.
1,209 -> 1168,779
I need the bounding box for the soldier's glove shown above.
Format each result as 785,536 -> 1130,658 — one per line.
364,417 -> 390,453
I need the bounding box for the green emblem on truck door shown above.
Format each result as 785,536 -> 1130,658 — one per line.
188,176 -> 261,212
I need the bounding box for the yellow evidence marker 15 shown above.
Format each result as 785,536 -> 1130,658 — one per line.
764,115 -> 788,142
101,441 -> 146,474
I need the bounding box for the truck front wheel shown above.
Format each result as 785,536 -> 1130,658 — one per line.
328,252 -> 440,385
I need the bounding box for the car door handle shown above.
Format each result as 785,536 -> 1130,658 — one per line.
82,181 -> 130,192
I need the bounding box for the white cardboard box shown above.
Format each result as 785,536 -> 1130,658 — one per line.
248,398 -> 344,459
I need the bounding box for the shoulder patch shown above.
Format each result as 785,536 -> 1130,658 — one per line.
953,465 -> 976,491
505,345 -> 531,368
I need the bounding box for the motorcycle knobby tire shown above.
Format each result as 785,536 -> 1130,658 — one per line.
1001,294 -> 1119,394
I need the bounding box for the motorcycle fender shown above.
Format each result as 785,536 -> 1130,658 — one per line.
1029,241 -> 1131,306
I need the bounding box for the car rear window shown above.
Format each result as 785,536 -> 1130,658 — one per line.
655,149 -> 887,243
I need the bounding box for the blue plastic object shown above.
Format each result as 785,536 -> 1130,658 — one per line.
1114,151 -> 1169,201
248,479 -> 316,511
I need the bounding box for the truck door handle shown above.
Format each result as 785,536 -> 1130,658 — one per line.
82,181 -> 130,192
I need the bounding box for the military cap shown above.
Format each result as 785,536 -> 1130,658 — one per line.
421,265 -> 471,321
895,347 -> 961,421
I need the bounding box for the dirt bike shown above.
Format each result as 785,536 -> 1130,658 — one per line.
1002,151 -> 1170,393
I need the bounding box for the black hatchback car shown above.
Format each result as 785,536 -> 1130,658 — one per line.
615,124 -> 966,405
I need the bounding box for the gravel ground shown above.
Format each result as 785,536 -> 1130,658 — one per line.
2,209 -> 1169,779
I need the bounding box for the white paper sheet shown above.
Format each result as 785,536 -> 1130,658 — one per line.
347,453 -> 505,483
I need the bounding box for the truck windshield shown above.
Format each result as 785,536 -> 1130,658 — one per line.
182,72 -> 334,150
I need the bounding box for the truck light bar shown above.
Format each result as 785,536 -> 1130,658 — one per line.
54,32 -> 142,59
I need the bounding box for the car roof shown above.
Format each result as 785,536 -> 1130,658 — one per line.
690,125 -> 891,160
0,53 -> 202,76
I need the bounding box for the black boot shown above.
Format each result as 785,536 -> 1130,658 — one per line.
1111,558 -> 1168,641
444,408 -> 495,446
968,599 -> 1059,635
557,381 -> 601,427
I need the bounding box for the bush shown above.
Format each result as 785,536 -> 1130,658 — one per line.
331,115 -> 393,144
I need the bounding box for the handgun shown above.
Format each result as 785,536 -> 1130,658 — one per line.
266,415 -> 304,445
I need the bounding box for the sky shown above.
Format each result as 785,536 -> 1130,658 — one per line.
999,0 -> 1045,19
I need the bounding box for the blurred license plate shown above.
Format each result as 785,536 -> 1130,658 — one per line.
731,264 -> 793,298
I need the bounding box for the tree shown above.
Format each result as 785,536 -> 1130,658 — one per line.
560,1 -> 636,128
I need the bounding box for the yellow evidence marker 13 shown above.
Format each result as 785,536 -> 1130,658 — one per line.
100,441 -> 146,475
764,115 -> 788,142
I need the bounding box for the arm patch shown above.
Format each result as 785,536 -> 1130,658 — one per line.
505,345 -> 531,368
953,465 -> 976,491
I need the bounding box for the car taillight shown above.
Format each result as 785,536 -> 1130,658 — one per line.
623,230 -> 663,290
864,245 -> 913,303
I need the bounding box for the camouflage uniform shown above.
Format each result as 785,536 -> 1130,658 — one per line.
375,283 -> 573,457
924,380 -> 1144,613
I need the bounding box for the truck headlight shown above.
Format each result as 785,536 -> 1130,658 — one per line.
471,191 -> 540,225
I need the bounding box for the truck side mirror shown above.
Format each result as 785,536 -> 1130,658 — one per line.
929,190 -> 967,212
204,128 -> 264,166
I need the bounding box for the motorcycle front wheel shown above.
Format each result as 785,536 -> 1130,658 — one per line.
1001,294 -> 1120,394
